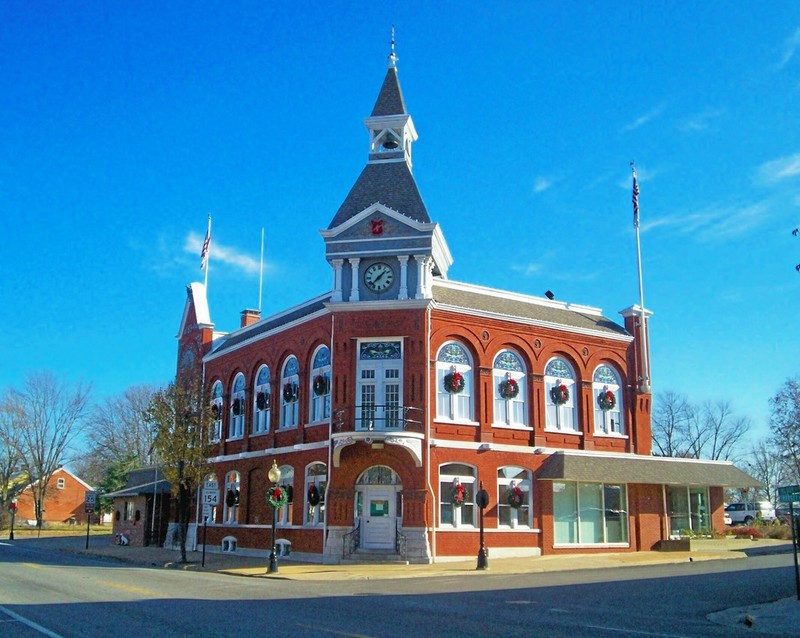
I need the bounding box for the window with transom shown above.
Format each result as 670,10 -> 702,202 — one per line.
439,463 -> 476,528
492,350 -> 528,427
253,365 -> 271,435
593,365 -> 623,435
277,465 -> 294,526
305,463 -> 326,526
436,342 -> 473,422
223,471 -> 240,524
310,346 -> 331,423
544,357 -> 577,432
355,341 -> 403,431
210,381 -> 223,442
280,356 -> 299,429
497,466 -> 532,529
229,373 -> 245,439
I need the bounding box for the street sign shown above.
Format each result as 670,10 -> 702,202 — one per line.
202,483 -> 219,506
202,504 -> 212,520
84,490 -> 97,512
778,485 -> 800,504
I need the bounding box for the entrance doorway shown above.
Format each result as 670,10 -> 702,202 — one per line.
355,466 -> 402,551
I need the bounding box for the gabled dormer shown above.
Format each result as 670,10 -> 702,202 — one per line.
322,41 -> 453,305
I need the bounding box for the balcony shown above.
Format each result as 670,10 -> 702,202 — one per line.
331,405 -> 425,467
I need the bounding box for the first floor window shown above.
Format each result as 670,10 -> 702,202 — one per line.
497,466 -> 532,528
223,471 -> 240,524
668,486 -> 709,536
305,463 -> 327,526
277,466 -> 294,526
553,481 -> 628,545
439,463 -> 476,528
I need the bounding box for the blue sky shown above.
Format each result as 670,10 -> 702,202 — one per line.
2,2 -> 799,447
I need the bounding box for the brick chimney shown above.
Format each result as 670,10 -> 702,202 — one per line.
240,309 -> 261,328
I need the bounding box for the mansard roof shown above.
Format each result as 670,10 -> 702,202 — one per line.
431,281 -> 631,340
371,66 -> 406,116
327,161 -> 430,229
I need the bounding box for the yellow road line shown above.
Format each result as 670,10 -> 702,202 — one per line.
22,562 -> 43,569
97,580 -> 161,597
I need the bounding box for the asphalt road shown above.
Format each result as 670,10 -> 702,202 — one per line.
0,539 -> 797,638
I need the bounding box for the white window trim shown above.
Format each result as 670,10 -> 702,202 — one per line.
438,465 -> 477,529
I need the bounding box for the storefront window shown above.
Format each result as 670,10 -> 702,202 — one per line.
553,481 -> 629,545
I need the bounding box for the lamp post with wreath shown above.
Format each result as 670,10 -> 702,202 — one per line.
266,460 -> 286,574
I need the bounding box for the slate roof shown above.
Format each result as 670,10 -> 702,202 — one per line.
209,295 -> 329,357
327,162 -> 431,229
432,283 -> 630,338
371,66 -> 406,116
537,451 -> 761,488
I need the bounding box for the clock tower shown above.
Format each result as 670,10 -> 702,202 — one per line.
321,41 -> 452,304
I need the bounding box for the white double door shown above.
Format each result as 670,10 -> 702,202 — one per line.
361,485 -> 397,550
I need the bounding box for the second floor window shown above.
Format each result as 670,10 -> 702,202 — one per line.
545,357 -> 577,432
436,342 -> 473,422
229,373 -> 245,439
253,365 -> 271,435
210,381 -> 223,442
310,346 -> 331,423
493,350 -> 527,427
281,356 -> 300,429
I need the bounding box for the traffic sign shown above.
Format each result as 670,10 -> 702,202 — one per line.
84,490 -> 97,513
778,485 -> 800,504
202,482 -> 219,506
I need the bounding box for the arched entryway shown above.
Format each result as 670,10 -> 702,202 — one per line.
355,466 -> 402,550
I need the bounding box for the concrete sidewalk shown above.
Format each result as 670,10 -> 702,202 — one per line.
62,535 -> 793,581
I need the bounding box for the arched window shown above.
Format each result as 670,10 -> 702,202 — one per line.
305,463 -> 327,526
210,381 -> 223,442
436,342 -> 474,422
544,357 -> 577,432
310,346 -> 331,423
280,356 -> 300,429
277,465 -> 294,526
439,463 -> 476,528
492,350 -> 528,427
253,365 -> 271,435
223,471 -> 240,524
497,466 -> 532,529
593,365 -> 624,435
229,373 -> 245,439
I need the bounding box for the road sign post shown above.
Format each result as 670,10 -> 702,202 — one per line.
201,483 -> 218,567
777,485 -> 800,601
8,500 -> 16,541
84,491 -> 97,549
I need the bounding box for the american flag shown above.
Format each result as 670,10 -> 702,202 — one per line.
200,216 -> 211,270
632,171 -> 640,229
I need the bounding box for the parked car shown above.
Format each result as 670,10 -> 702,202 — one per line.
725,501 -> 776,525
775,505 -> 799,525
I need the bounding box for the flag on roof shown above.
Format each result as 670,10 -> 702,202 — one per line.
632,170 -> 640,229
200,215 -> 211,270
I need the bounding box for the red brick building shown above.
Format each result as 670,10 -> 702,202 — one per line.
176,50 -> 758,563
15,467 -> 94,525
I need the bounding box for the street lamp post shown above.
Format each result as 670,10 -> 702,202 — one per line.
267,460 -> 282,574
9,501 -> 17,541
475,481 -> 489,570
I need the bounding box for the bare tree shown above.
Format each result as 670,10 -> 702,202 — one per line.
11,371 -> 91,528
0,391 -> 25,526
769,377 -> 800,484
685,400 -> 750,462
748,440 -> 787,503
148,372 -> 213,562
78,385 -> 157,486
651,391 -> 694,457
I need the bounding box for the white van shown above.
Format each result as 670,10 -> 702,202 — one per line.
724,501 -> 776,525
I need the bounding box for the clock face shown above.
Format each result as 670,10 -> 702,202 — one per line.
364,262 -> 394,292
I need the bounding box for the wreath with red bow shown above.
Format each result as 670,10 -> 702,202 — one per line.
550,383 -> 569,405
232,398 -> 243,416
450,481 -> 467,506
256,391 -> 269,411
499,378 -> 520,399
211,403 -> 221,419
282,382 -> 298,403
444,371 -> 465,394
597,388 -> 616,411
307,484 -> 321,506
267,485 -> 288,509
506,484 -> 524,509
312,375 -> 329,397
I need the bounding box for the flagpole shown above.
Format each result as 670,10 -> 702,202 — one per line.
631,162 -> 650,392
204,215 -> 211,290
258,227 -> 264,312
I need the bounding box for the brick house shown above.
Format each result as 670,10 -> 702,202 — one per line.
106,467 -> 171,547
175,49 -> 759,563
15,467 -> 94,525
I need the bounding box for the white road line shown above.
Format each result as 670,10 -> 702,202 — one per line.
582,623 -> 690,637
0,604 -> 65,638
